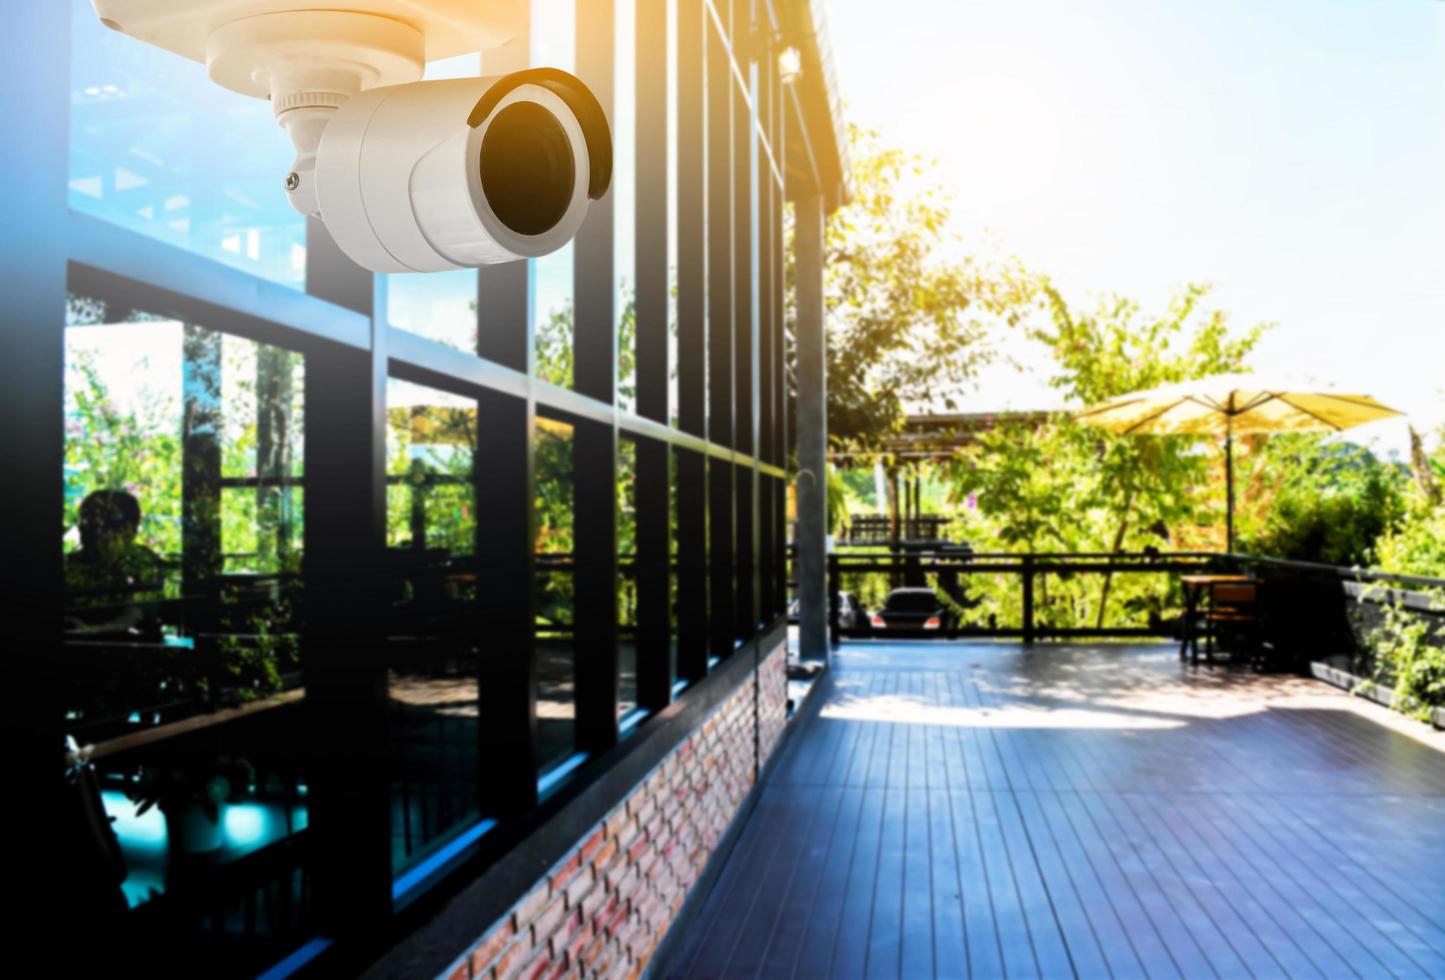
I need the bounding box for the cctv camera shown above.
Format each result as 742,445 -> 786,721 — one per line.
88,5 -> 610,274
311,69 -> 612,272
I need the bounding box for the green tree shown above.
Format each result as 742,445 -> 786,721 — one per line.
1237,436 -> 1407,567
787,126 -> 1033,453
949,282 -> 1269,628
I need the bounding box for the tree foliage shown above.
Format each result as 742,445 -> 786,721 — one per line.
946,282 -> 1269,628
788,125 -> 1032,452
1236,437 -> 1407,567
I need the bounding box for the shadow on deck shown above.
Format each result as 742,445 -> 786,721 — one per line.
669,641 -> 1445,979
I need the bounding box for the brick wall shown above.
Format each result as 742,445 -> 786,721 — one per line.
445,642 -> 790,980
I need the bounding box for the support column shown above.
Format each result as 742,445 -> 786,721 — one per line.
795,193 -> 828,662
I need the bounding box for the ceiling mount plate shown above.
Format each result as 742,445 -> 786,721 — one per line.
206,10 -> 425,101
90,1 -> 528,84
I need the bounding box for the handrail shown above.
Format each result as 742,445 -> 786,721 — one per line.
809,548 -> 1445,645
1232,552 -> 1445,592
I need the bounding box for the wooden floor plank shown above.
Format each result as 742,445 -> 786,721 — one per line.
669,642 -> 1445,980
830,783 -> 888,978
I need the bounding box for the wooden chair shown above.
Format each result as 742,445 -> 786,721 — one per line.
1205,581 -> 1261,665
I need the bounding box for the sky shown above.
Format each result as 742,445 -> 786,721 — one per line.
819,0 -> 1445,455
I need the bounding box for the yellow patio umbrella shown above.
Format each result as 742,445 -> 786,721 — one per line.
1074,373 -> 1403,551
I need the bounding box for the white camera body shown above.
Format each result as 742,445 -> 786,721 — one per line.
317,76 -> 594,272
87,2 -> 611,273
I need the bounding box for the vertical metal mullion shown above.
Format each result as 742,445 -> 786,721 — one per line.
635,0 -> 673,711
635,437 -> 671,709
302,218 -> 393,931
574,0 -> 620,753
706,18 -> 735,659
475,261 -> 539,811
774,81 -> 789,618
675,0 -> 709,683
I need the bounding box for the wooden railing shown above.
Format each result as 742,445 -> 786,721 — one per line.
823,549 -> 1222,643
809,548 -> 1445,669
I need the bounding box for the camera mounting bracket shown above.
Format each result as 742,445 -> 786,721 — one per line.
90,1 -> 528,213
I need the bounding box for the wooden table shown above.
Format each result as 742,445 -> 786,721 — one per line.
1178,573 -> 1252,665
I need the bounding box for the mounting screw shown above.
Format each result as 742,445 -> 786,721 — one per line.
285,171 -> 301,191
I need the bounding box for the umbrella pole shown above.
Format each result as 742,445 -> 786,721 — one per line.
1225,426 -> 1235,554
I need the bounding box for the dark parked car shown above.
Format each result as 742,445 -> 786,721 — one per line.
869,587 -> 951,632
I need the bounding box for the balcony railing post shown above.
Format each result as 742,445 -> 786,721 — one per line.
1022,554 -> 1036,645
828,552 -> 841,647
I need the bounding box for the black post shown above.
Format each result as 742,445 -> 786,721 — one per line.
1225,428 -> 1235,555
1022,554 -> 1036,645
302,218 -> 393,933
477,259 -> 539,815
676,451 -> 709,682
828,552 -> 841,647
574,418 -> 621,754
635,439 -> 672,711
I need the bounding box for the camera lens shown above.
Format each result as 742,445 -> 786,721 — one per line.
479,102 -> 576,237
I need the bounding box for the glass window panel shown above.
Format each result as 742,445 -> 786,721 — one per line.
383,378 -> 486,879
532,0 -> 576,387
62,294 -> 310,967
534,415 -> 576,772
669,447 -> 680,684
615,0 -> 637,412
68,0 -> 305,289
618,438 -> 638,717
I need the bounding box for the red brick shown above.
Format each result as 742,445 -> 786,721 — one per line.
470,919 -> 516,975
546,907 -> 584,958
579,824 -> 607,864
580,931 -> 611,973
636,843 -> 660,877
530,894 -> 567,944
547,851 -> 583,893
561,919 -> 593,966
607,860 -> 638,896
605,807 -> 631,839
512,885 -> 550,932
602,898 -> 630,938
447,962 -> 470,980
614,816 -> 641,851
627,834 -> 650,863
515,949 -> 552,980
590,836 -> 619,876
488,936 -> 531,980
591,891 -> 620,930
563,869 -> 595,911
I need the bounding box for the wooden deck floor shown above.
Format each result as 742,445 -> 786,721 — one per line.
670,642 -> 1445,979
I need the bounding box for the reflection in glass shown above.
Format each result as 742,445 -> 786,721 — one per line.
618,438 -> 638,717
669,448 -> 680,684
388,272 -> 480,353
384,379 -> 485,878
68,0 -> 304,288
534,416 -> 577,771
61,295 -> 311,967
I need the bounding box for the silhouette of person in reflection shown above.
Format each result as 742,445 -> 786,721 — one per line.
64,489 -> 166,632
